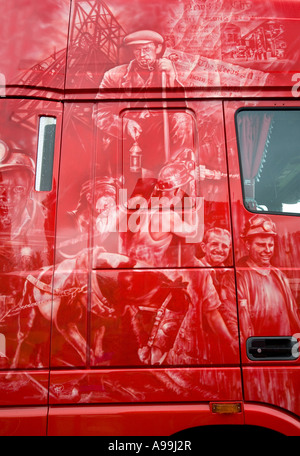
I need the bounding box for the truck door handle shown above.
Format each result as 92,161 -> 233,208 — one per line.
247,337 -> 299,361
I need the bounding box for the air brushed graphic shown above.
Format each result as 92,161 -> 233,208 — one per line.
0,0 -> 299,432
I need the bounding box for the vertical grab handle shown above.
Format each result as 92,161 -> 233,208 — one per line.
161,70 -> 170,163
35,116 -> 57,192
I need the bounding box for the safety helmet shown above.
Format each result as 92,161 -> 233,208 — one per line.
156,160 -> 195,191
0,140 -> 34,175
241,215 -> 277,238
79,176 -> 122,199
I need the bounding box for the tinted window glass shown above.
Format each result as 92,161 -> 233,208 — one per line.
236,109 -> 300,214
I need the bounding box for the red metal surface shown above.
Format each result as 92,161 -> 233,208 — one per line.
49,368 -> 242,405
1,0 -> 70,99
2,0 -> 300,99
0,371 -> 49,407
244,403 -> 300,436
48,402 -> 300,436
47,403 -> 244,436
49,99 -> 236,375
0,0 -> 300,436
0,407 -> 47,436
224,99 -> 300,424
65,0 -> 300,97
0,99 -> 62,374
243,367 -> 300,417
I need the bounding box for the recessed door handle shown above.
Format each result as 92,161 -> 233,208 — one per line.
247,337 -> 299,361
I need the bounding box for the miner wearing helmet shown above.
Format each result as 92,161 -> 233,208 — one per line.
71,177 -> 121,246
123,150 -> 201,267
69,177 -> 119,234
240,214 -> 277,268
93,30 -> 193,189
0,142 -> 35,238
122,154 -> 237,364
221,214 -> 300,338
0,141 -> 48,319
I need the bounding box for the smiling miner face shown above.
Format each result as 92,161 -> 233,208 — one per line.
201,230 -> 231,266
246,234 -> 275,267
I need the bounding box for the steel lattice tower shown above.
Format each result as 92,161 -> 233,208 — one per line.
9,1 -> 126,131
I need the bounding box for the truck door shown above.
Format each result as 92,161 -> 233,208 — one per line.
225,100 -> 300,419
49,100 -> 243,410
0,98 -> 62,425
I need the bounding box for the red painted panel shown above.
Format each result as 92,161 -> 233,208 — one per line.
0,99 -> 62,388
92,100 -> 231,269
55,103 -> 95,261
65,0 -> 300,96
0,407 -> 47,436
90,268 -> 239,368
225,100 -> 300,355
49,367 -> 242,405
243,367 -> 300,417
225,99 -> 300,419
1,0 -> 300,435
1,0 -> 70,98
50,101 -> 237,373
48,403 -> 244,436
0,371 -> 49,406
51,102 -> 95,367
2,0 -> 300,99
244,403 -> 300,436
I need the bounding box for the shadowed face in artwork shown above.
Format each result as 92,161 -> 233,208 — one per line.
95,195 -> 116,218
132,42 -> 162,70
0,169 -> 32,230
76,181 -> 117,234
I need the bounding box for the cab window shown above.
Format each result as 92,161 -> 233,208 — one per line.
236,109 -> 300,215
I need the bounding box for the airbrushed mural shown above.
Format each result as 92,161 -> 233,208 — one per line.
0,0 -> 299,417
2,0 -> 300,95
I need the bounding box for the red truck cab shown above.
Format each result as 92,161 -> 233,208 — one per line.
0,0 -> 299,436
